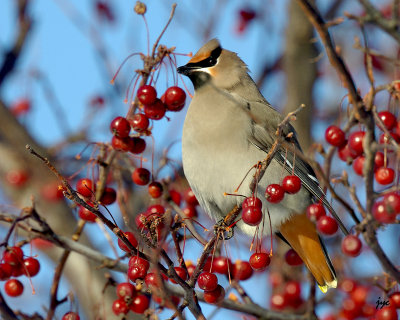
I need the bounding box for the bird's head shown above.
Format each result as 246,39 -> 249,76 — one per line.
177,39 -> 248,90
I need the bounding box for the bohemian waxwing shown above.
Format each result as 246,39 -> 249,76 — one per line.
177,39 -> 339,292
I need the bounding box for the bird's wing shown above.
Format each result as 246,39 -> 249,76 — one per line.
245,101 -> 348,234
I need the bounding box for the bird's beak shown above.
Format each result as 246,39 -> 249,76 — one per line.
177,64 -> 198,76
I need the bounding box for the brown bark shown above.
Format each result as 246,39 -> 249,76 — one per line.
283,1 -> 318,150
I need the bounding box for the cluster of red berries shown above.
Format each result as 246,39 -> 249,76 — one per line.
110,116 -> 147,154
0,246 -> 40,297
306,202 -> 338,235
75,178 -> 117,222
372,192 -> 400,224
270,280 -> 304,311
265,175 -> 302,204
321,279 -> 400,320
326,110 -> 399,185
112,282 -> 150,315
138,85 -> 186,119
241,175 -> 302,226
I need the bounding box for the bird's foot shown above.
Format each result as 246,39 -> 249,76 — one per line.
214,219 -> 234,240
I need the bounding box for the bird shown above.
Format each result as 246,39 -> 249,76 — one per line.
177,39 -> 338,292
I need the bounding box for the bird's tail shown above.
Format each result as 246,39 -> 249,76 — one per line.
279,213 -> 337,293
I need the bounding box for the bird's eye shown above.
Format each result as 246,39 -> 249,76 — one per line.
208,57 -> 216,65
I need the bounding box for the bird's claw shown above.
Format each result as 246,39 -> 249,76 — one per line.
214,219 -> 234,240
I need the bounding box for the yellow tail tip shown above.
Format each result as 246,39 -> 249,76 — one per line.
318,279 -> 337,293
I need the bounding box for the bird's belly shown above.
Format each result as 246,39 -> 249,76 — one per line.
182,129 -> 311,236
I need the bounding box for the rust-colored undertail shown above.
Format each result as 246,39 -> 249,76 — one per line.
279,213 -> 337,293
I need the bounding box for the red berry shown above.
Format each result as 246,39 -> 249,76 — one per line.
284,281 -> 302,302
351,285 -> 369,307
4,279 -> 23,297
306,203 -> 326,222
11,98 -> 31,116
186,264 -> 196,278
342,298 -> 362,319
341,235 -> 362,257
144,99 -> 166,120
128,256 -> 150,271
62,312 -> 80,320
6,169 -> 29,187
232,260 -> 253,281
76,178 -> 94,197
183,206 -> 197,218
242,196 -> 262,209
130,294 -> 150,313
348,131 -> 365,156
100,187 -> 116,205
110,117 -> 130,138
317,216 -> 338,235
378,111 -> 396,130
249,252 -> 270,271
203,284 -> 225,304
265,184 -> 285,203
0,263 -> 12,280
282,175 -> 302,194
41,182 -> 64,202
78,206 -> 97,222
184,188 -> 198,206
118,232 -> 138,252
116,282 -> 136,300
373,201 -> 396,223
164,86 -> 186,111
285,249 -> 303,266
111,136 -> 132,152
338,142 -> 358,162
148,181 -> 163,198
352,156 -> 365,176
3,246 -> 23,266
270,292 -> 287,310
380,132 -> 400,145
169,189 -> 182,206
340,278 -> 357,293
130,137 -> 146,154
198,272 -> 218,291
269,271 -> 283,288
170,266 -> 188,284
325,125 -> 346,147
130,113 -> 150,132
375,151 -> 385,169
384,192 -> 400,214
95,1 -> 114,22
137,85 -> 157,105
89,95 -> 105,108
147,204 -> 166,216
132,168 -> 150,185
211,256 -> 232,275
23,257 -> 40,277
242,206 -> 262,226
239,8 -> 256,21
128,263 -> 148,282
389,291 -> 400,309
375,306 -> 398,320
375,167 -> 395,185
112,299 -> 129,315
144,272 -> 163,287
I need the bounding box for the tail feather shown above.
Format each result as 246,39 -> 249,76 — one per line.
279,213 -> 337,292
